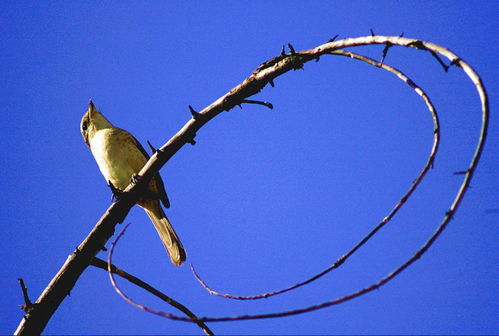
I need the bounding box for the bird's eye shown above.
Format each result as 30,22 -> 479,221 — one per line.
82,121 -> 88,131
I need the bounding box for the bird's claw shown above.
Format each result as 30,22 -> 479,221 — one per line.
108,180 -> 123,202
131,174 -> 141,184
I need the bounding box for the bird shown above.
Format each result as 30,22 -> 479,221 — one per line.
80,100 -> 186,266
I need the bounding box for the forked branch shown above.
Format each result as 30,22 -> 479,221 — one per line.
15,36 -> 489,334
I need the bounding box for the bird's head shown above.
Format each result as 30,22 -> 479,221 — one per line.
80,100 -> 113,147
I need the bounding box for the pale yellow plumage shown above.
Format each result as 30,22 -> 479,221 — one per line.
80,101 -> 186,266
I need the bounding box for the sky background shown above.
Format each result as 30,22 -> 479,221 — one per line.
1,2 -> 498,335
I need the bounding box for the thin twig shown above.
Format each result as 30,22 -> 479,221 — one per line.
241,99 -> 274,109
90,257 -> 214,335
106,224 -> 214,331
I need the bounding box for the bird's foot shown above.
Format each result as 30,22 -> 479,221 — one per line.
131,174 -> 141,184
108,180 -> 123,202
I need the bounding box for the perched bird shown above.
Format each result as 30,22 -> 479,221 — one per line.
80,101 -> 186,266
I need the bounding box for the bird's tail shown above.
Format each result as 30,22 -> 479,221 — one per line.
142,200 -> 186,266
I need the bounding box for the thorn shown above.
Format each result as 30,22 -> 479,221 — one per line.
237,104 -> 242,109
108,180 -> 123,202
280,45 -> 286,56
370,29 -> 376,36
429,50 -> 449,72
450,58 -> 462,67
381,42 -> 393,64
453,169 -> 469,175
187,133 -> 197,145
268,79 -> 275,87
328,34 -> 339,42
146,140 -> 157,154
399,32 -> 404,37
287,43 -> 296,54
189,105 -> 201,119
242,99 -> 274,110
18,278 -> 33,312
409,41 -> 449,72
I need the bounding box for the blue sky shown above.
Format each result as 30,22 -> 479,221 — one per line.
1,2 -> 498,335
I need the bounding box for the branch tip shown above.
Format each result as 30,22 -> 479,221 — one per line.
242,99 -> 274,110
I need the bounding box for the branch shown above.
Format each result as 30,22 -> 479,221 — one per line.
15,35 -> 489,333
17,278 -> 34,313
90,256 -> 213,335
191,49 -> 441,300
97,37 -> 489,323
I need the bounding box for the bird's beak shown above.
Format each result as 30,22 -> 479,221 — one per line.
88,100 -> 95,117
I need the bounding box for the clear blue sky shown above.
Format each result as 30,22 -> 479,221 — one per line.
1,2 -> 498,335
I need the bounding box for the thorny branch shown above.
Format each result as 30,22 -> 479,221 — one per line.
17,278 -> 34,313
191,49 -> 441,300
15,35 -> 488,333
98,36 -> 488,323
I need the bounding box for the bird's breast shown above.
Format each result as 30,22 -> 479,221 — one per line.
90,129 -> 147,190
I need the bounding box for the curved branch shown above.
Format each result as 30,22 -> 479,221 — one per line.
15,36 -> 489,333
100,37 -> 489,323
191,49 -> 440,300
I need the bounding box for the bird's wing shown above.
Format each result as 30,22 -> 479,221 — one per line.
128,130 -> 171,208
